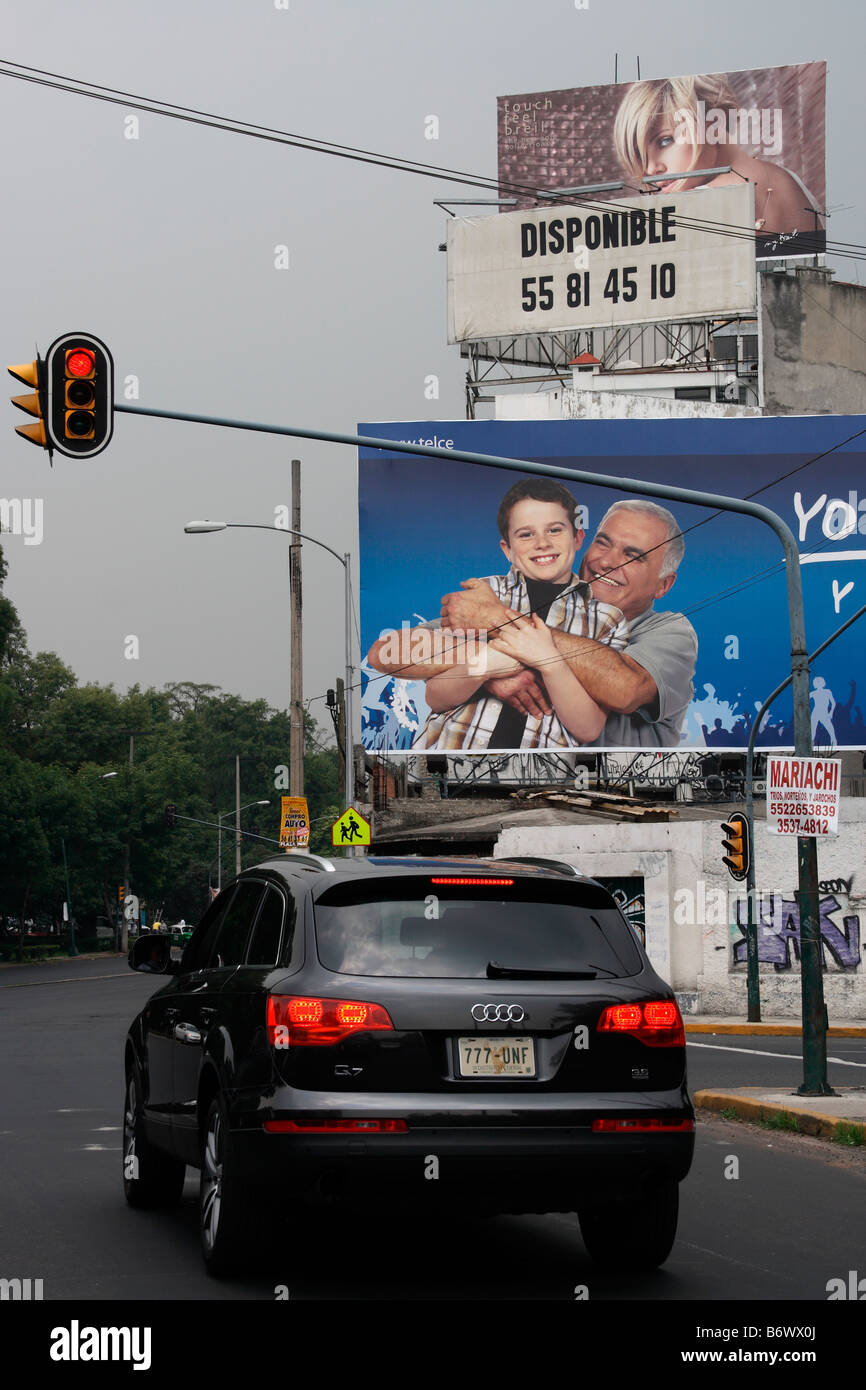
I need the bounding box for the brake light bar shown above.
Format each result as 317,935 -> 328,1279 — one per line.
267,995 -> 394,1047
430,877 -> 514,886
592,1118 -> 694,1133
596,1000 -> 685,1047
264,1118 -> 408,1134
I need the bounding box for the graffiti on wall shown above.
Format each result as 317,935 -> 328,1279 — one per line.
732,887 -> 862,972
599,876 -> 646,948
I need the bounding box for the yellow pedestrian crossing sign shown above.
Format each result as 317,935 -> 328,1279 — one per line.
331,808 -> 371,847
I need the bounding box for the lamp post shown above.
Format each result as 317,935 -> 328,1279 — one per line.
217,799 -> 270,891
185,520 -> 354,807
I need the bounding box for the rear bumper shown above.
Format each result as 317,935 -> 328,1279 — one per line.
228,1086 -> 695,1208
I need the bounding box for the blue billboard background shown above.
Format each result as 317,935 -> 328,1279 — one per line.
358,416 -> 866,752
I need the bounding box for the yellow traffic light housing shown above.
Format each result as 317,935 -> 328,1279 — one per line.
9,335 -> 113,460
8,357 -> 51,454
46,333 -> 113,458
722,813 -> 751,881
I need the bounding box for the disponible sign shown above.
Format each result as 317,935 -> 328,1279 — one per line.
446,185 -> 755,342
766,756 -> 841,837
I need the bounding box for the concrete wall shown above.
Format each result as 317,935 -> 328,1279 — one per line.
495,388 -> 759,422
761,268 -> 866,415
494,801 -> 866,1018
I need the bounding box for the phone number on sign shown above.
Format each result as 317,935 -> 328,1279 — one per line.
521,263 -> 676,313
768,801 -> 836,816
772,817 -> 831,835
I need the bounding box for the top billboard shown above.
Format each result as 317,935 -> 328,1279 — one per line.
497,62 -> 827,261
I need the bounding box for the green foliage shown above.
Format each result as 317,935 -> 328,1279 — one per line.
0,547 -> 341,929
757,1111 -> 801,1133
830,1122 -> 865,1147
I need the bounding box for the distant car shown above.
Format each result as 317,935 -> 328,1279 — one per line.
122,853 -> 694,1276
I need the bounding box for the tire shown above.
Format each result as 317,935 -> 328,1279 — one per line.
578,1181 -> 679,1271
122,1066 -> 186,1209
199,1093 -> 257,1276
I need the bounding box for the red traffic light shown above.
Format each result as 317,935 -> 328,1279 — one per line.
44,334 -> 113,458
66,348 -> 95,378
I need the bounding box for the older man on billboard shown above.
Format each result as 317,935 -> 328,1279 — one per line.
367,497 -> 697,749
482,498 -> 696,748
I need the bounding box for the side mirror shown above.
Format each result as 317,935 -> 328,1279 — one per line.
129,934 -> 175,974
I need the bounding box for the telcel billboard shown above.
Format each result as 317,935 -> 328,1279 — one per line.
447,185 -> 756,342
359,416 -> 866,755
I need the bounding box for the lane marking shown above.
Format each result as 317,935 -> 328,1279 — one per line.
0,972 -> 138,989
689,1040 -> 866,1068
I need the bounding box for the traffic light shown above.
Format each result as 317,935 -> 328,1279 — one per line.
165,804 -> 177,828
118,885 -> 126,903
44,333 -> 114,458
722,813 -> 751,881
8,355 -> 51,455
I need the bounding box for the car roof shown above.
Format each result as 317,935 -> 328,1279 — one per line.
244,851 -> 598,888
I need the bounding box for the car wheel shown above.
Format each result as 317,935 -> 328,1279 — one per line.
122,1066 -> 186,1208
578,1180 -> 679,1271
199,1094 -> 256,1276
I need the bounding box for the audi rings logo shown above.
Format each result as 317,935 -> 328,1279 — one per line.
470,1003 -> 525,1023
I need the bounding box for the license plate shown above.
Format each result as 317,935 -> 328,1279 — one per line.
457,1036 -> 535,1077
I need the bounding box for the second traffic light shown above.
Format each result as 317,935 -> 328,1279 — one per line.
46,333 -> 114,458
8,356 -> 51,452
722,813 -> 751,881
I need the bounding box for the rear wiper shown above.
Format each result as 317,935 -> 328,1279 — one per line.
486,960 -> 598,980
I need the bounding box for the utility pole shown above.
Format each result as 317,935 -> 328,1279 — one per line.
290,458 -> 304,795
335,677 -> 346,798
119,729 -> 150,955
235,754 -> 241,876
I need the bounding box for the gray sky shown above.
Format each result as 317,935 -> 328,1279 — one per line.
2,0 -> 863,734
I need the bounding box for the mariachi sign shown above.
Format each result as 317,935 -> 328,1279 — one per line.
766,756 -> 841,837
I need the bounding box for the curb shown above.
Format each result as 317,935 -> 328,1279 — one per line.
694,1088 -> 866,1141
685,1022 -> 866,1038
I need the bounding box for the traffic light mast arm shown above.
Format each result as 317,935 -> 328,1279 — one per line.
165,809 -> 282,848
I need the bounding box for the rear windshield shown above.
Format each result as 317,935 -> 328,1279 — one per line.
313,878 -> 643,979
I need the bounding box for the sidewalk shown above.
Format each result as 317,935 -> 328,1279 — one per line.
684,1015 -> 866,1037
685,1014 -> 866,1139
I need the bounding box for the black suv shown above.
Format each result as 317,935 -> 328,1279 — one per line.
123,853 -> 694,1275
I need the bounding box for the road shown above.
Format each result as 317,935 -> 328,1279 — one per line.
0,959 -> 863,1302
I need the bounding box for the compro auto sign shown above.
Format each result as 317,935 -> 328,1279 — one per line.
446,184 -> 756,342
766,756 -> 842,837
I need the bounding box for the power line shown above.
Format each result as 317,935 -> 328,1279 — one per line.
2,59 -> 865,263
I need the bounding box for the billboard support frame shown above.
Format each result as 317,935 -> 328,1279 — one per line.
115,398 -> 831,1096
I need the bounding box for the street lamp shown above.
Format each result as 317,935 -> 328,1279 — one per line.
185,520 -> 354,807
217,799 -> 270,891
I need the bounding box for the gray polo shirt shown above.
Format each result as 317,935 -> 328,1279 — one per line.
591,606 -> 698,748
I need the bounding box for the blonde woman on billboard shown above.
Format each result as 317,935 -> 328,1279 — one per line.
613,73 -> 822,236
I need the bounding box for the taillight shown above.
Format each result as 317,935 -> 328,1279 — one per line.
267,995 -> 394,1047
596,999 -> 685,1047
592,1118 -> 694,1133
264,1118 -> 407,1133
